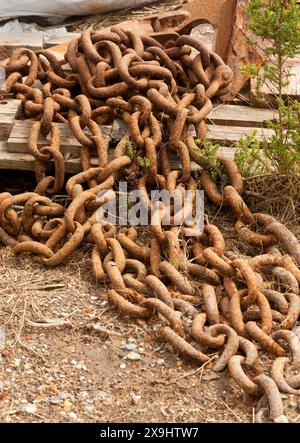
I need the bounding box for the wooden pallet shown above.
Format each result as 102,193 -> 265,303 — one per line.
0,99 -> 278,172
0,27 -> 283,174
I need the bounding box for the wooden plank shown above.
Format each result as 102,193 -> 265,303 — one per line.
208,104 -> 278,127
111,117 -> 270,145
194,124 -> 274,144
0,33 -> 44,56
0,141 -> 83,173
43,33 -> 80,48
0,141 -> 235,173
6,120 -> 114,154
0,99 -> 22,140
7,118 -> 275,154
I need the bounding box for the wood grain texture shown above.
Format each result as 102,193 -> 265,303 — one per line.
0,142 -> 235,173
6,111 -> 275,155
0,99 -> 21,140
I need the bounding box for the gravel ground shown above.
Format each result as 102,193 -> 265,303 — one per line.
0,247 -> 253,423
0,243 -> 299,423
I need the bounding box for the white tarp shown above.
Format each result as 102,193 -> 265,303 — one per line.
0,1 -> 155,23
0,19 -> 67,32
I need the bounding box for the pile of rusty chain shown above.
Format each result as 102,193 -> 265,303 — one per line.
1,29 -> 300,422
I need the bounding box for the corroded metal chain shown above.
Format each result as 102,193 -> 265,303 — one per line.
1,28 -> 300,422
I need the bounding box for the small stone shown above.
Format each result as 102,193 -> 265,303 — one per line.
131,394 -> 141,404
102,397 -> 114,406
126,351 -> 141,361
274,415 -> 289,423
119,363 -> 126,369
156,359 -> 165,366
85,401 -> 94,412
50,397 -> 60,405
122,343 -> 137,351
63,399 -> 73,412
24,404 -> 37,414
13,358 -> 22,367
68,411 -> 77,420
202,373 -> 219,381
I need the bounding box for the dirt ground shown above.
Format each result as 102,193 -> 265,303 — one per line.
0,174 -> 300,424
0,226 -> 299,423
0,247 -> 252,423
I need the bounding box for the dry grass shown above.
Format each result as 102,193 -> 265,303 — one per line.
67,0 -> 186,32
244,174 -> 300,227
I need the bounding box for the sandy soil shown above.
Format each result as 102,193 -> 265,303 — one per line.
0,247 -> 254,423
0,245 -> 299,423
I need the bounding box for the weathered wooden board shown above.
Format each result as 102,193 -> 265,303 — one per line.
43,33 -> 80,48
0,141 -> 83,173
0,33 -> 44,56
209,104 -> 278,127
0,141 -> 234,173
6,110 -> 275,155
0,99 -> 21,140
6,120 -> 115,154
191,124 -> 274,144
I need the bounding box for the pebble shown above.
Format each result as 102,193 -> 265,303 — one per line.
126,351 -> 141,361
24,403 -> 37,414
85,401 -> 94,412
50,397 -> 60,405
102,397 -> 114,406
122,343 -> 137,351
63,399 -> 73,412
131,394 -> 141,404
202,373 -> 219,381
288,401 -> 298,408
274,415 -> 289,423
119,363 -> 126,369
68,411 -> 77,420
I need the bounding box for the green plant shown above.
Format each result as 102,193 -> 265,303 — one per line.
125,140 -> 151,169
234,131 -> 268,177
193,138 -> 228,184
265,99 -> 300,173
237,0 -> 300,176
244,0 -> 300,100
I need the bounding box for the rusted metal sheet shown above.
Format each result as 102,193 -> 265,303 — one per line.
179,0 -> 235,61
221,0 -> 267,102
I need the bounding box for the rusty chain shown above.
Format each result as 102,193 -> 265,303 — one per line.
1,28 -> 300,422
